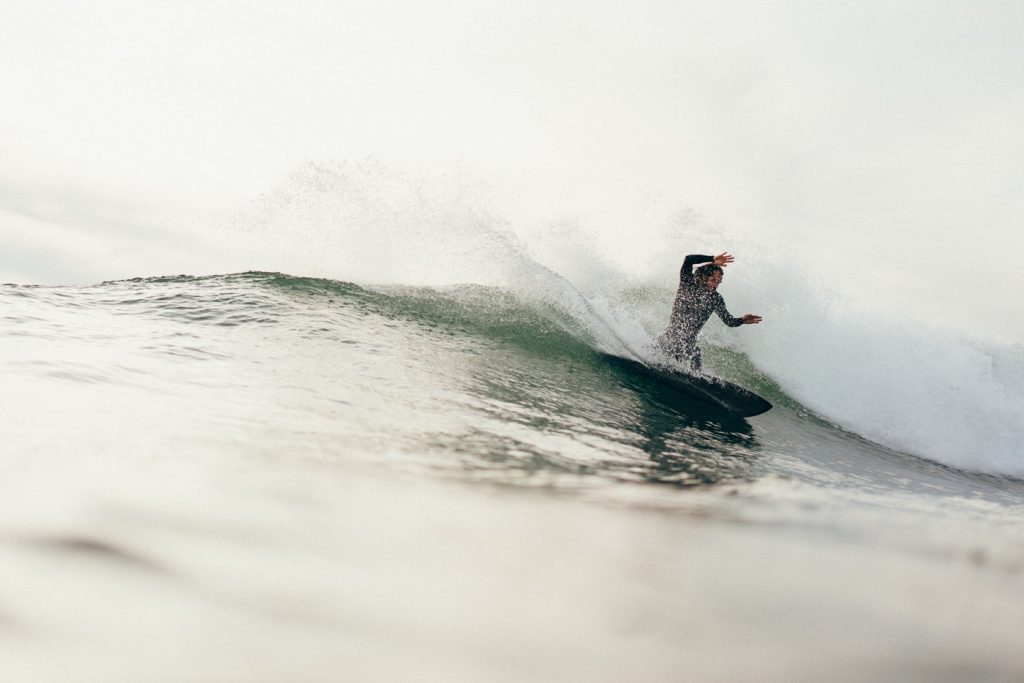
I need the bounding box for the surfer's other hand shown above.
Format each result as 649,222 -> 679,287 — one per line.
713,252 -> 734,267
741,314 -> 762,324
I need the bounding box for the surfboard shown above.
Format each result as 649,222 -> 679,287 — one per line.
602,353 -> 773,418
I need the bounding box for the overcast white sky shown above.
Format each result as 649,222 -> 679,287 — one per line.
2,0 -> 1022,337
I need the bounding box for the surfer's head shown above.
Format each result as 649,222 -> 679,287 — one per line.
695,264 -> 723,292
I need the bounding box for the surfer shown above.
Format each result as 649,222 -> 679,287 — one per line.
657,252 -> 762,373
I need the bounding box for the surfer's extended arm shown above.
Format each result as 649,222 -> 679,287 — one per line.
716,301 -> 762,326
712,294 -> 745,327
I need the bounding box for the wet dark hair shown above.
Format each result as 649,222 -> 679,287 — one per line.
695,264 -> 723,282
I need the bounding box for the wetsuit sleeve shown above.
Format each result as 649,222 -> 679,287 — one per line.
714,295 -> 744,327
680,254 -> 714,285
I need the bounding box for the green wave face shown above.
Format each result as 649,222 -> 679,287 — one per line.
233,273 -> 980,491
9,271 -> 1011,499
140,272 -> 767,487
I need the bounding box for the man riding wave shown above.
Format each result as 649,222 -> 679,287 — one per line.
657,252 -> 762,373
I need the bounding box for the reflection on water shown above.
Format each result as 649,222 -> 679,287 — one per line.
600,356 -> 759,486
442,344 -> 761,489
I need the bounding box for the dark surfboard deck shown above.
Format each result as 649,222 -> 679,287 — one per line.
602,353 -> 773,418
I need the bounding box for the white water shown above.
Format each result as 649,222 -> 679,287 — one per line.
3,1 -> 1023,475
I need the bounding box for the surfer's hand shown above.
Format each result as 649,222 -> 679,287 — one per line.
713,252 -> 734,267
741,314 -> 762,324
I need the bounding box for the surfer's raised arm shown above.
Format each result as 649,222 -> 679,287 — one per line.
680,252 -> 734,285
712,252 -> 734,267
681,254 -> 716,282
680,254 -> 711,284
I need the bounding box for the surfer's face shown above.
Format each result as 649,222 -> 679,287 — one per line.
705,271 -> 723,292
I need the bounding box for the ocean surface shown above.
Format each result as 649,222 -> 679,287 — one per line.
4,0 -> 1024,679
3,271 -> 1023,681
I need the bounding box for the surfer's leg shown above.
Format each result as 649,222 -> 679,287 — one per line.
660,332 -> 702,372
688,345 -> 703,373
658,333 -> 685,362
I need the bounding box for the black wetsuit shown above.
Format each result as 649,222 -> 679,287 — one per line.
657,254 -> 744,372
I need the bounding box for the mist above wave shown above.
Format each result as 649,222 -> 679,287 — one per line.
210,162 -> 1024,477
